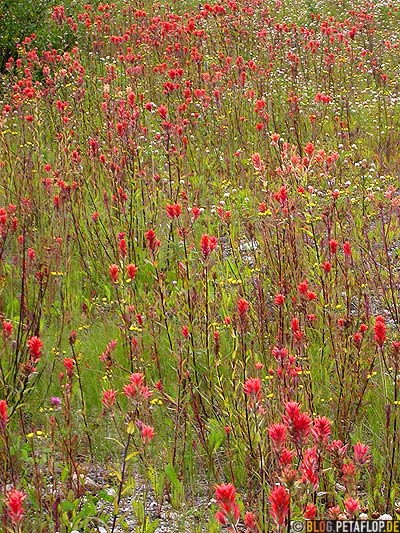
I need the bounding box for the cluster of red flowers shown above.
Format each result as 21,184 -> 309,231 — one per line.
166,203 -> 182,219
137,420 -> 155,443
243,377 -> 262,403
266,399 -> 371,522
123,372 -> 152,401
1,0 -> 399,528
6,488 -> 26,525
200,233 -> 217,259
214,483 -> 240,527
27,335 -> 43,363
145,228 -> 161,253
374,315 -> 386,347
269,485 -> 290,526
101,388 -> 117,410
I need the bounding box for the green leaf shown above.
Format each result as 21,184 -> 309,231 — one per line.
132,500 -> 145,524
164,464 -> 184,508
61,465 -> 69,483
98,489 -> 114,503
145,517 -> 160,533
208,419 -> 225,452
20,445 -> 29,462
126,450 -> 140,462
60,500 -> 76,512
78,500 -> 96,519
121,477 -> 136,496
113,498 -> 119,517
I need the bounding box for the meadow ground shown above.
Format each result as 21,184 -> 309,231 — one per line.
0,0 -> 400,531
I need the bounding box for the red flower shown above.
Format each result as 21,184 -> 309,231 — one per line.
123,373 -> 152,401
272,346 -> 288,361
392,340 -> 400,355
191,206 -> 200,220
130,372 -> 144,386
126,263 -> 137,280
344,497 -> 359,517
291,318 -> 300,332
119,238 -> 127,257
244,511 -> 257,530
2,320 -> 13,338
63,357 -> 74,376
109,264 -> 119,283
27,336 -> 43,362
298,279 -> 309,294
343,241 -> 352,256
284,402 -> 312,448
166,203 -> 182,219
329,239 -> 338,254
215,510 -> 227,526
304,503 -> 317,520
353,442 -> 370,465
374,315 -> 386,346
312,416 -> 331,446
328,439 -> 348,459
123,383 -> 139,400
251,152 -> 264,171
294,413 -> 312,442
304,142 -> 315,157
6,488 -> 26,525
342,461 -> 356,486
291,317 -> 304,342
0,399 -> 8,429
353,332 -> 362,347
101,389 -> 117,410
145,229 -> 160,253
274,185 -> 288,205
268,422 -> 287,451
200,234 -> 217,259
269,485 -> 289,526
321,261 -> 331,273
215,486 -> 237,506
274,293 -> 285,305
157,104 -> 168,119
237,297 -> 249,316
254,99 -> 265,113
244,377 -> 262,402
215,483 -> 240,527
69,330 -> 77,346
279,448 -> 294,466
284,401 -> 301,421
328,505 -> 341,520
139,385 -> 152,400
141,424 -> 155,444
300,447 -> 319,489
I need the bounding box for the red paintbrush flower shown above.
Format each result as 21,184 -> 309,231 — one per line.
269,485 -> 289,526
27,336 -> 43,362
6,488 -> 26,525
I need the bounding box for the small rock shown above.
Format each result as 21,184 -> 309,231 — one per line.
378,514 -> 393,520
